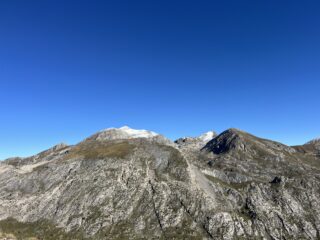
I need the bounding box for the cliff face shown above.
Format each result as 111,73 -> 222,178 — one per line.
0,127 -> 320,239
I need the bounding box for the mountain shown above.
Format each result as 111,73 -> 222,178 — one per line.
306,138 -> 320,145
174,130 -> 216,150
293,138 -> 320,156
86,126 -> 159,141
85,126 -> 174,146
0,127 -> 320,239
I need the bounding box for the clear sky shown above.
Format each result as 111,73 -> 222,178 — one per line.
1,0 -> 320,160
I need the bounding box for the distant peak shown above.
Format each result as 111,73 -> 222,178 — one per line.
92,126 -> 159,141
202,127 -> 295,155
198,131 -> 217,142
119,126 -> 131,130
305,137 -> 320,145
104,126 -> 158,137
52,143 -> 68,151
224,128 -> 247,134
201,129 -> 244,154
174,130 -> 217,150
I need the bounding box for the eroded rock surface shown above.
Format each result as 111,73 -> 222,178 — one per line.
0,127 -> 319,239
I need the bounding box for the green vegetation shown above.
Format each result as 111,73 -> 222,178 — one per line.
162,217 -> 206,240
0,218 -> 85,240
205,174 -> 251,190
64,141 -> 135,160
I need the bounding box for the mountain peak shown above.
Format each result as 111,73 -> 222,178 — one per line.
86,126 -> 160,141
51,143 -> 69,151
224,128 -> 248,135
202,128 -> 245,154
305,137 -> 320,145
102,126 -> 158,137
174,130 -> 217,150
202,128 -> 295,155
1,126 -> 319,239
198,131 -> 216,142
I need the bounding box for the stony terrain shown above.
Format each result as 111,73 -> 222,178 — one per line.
0,126 -> 319,239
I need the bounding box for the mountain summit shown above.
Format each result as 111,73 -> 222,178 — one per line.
174,130 -> 217,150
306,137 -> 320,145
0,127 -> 320,239
86,126 -> 159,141
202,128 -> 295,156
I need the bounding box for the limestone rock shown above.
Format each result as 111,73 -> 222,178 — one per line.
0,127 -> 320,239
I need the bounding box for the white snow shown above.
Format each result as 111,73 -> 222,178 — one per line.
99,126 -> 159,139
117,126 -> 159,138
198,131 -> 215,142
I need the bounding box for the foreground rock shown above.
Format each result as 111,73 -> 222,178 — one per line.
0,127 -> 319,239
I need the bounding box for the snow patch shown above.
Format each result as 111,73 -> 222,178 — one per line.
99,126 -> 159,140
198,131 -> 216,142
118,126 -> 158,138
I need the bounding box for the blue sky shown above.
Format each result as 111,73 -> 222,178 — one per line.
1,0 -> 320,159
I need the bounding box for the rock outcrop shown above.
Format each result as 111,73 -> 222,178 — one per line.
0,127 -> 320,239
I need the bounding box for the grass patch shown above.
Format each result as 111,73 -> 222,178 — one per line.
64,141 -> 134,160
0,218 -> 85,240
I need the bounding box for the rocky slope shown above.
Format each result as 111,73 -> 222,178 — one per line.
0,126 -> 320,239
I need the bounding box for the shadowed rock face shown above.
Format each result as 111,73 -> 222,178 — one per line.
202,128 -> 295,155
0,127 -> 320,240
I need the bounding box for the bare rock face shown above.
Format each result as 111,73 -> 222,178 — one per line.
87,126 -> 159,141
85,126 -> 174,147
0,127 -> 320,239
175,130 -> 216,150
293,138 -> 320,158
306,138 -> 320,145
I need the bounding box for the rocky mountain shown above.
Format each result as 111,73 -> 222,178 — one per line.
0,126 -> 320,239
293,138 -> 320,157
174,130 -> 216,150
85,126 -> 174,147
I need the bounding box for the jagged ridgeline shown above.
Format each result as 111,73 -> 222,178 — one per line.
0,126 -> 320,240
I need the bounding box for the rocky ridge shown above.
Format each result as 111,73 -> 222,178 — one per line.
0,126 -> 320,239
